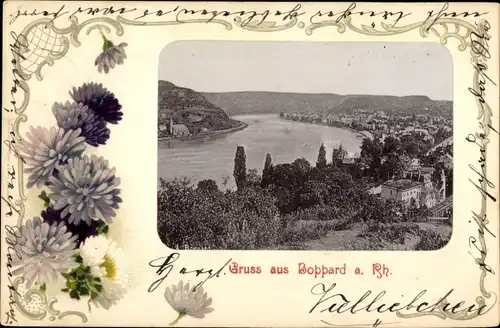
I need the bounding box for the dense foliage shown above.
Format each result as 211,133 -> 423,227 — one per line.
158,138 -> 451,250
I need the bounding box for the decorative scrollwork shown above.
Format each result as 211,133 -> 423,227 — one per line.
15,16 -> 125,81
304,16 -> 484,59
233,16 -> 299,32
5,9 -> 496,327
11,277 -> 88,323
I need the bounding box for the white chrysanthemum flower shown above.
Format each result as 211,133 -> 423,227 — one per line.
17,126 -> 86,188
165,281 -> 214,325
7,217 -> 78,287
79,235 -> 128,309
48,154 -> 122,226
95,40 -> 127,74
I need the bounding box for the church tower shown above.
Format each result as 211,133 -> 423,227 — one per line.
169,116 -> 174,135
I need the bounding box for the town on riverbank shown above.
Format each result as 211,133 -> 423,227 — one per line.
279,110 -> 452,147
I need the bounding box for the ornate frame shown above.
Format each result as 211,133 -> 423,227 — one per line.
2,5 -> 496,326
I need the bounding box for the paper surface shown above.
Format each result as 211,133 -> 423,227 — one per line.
1,1 -> 499,327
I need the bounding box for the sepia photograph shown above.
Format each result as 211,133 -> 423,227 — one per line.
157,41 -> 453,251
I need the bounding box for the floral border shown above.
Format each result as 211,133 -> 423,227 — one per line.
2,7 -> 495,326
4,16 -> 130,322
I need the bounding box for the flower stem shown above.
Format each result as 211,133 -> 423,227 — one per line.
97,26 -> 108,41
169,312 -> 186,326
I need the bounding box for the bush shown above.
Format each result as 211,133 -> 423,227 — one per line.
415,229 -> 450,250
357,221 -> 421,246
197,179 -> 219,192
278,221 -> 328,245
158,180 -> 281,249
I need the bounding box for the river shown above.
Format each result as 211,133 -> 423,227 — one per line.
158,114 -> 363,189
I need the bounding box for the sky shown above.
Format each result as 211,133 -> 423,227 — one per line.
158,41 -> 453,101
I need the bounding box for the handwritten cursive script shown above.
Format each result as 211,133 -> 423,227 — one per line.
1,30 -> 30,325
310,283 -> 494,316
7,2 -> 490,28
148,252 -> 231,293
423,3 -> 487,31
466,19 -> 498,279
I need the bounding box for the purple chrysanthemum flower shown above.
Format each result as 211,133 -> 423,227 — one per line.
41,207 -> 98,247
17,126 -> 86,188
95,39 -> 127,74
48,155 -> 122,226
52,101 -> 110,147
69,83 -> 123,124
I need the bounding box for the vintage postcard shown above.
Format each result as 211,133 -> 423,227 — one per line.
1,1 -> 499,327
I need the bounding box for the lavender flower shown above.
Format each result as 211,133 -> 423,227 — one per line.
48,155 -> 122,226
52,101 -> 110,146
95,38 -> 127,74
7,217 -> 78,287
69,83 -> 123,124
17,126 -> 86,188
41,207 -> 98,247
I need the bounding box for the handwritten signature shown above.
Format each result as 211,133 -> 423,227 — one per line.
148,252 -> 231,293
310,282 -> 494,316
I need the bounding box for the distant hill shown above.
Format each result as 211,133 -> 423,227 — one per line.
202,91 -> 452,118
158,80 -> 241,133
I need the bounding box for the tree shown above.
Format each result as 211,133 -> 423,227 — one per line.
382,136 -> 403,156
292,157 -> 311,174
247,169 -> 261,187
381,152 -> 409,181
197,179 -> 219,193
360,137 -> 383,181
316,143 -> 327,169
262,153 -> 273,188
221,175 -> 230,190
233,146 -> 247,190
409,197 -> 418,218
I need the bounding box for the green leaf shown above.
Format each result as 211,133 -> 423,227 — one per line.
74,255 -> 83,264
76,268 -> 85,277
69,290 -> 80,300
102,39 -> 114,52
38,191 -> 51,207
96,220 -> 109,235
68,279 -> 77,290
80,287 -> 90,296
95,284 -> 103,292
39,283 -> 46,292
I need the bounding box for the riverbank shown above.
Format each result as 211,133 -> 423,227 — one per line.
158,121 -> 248,143
279,116 -> 369,139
